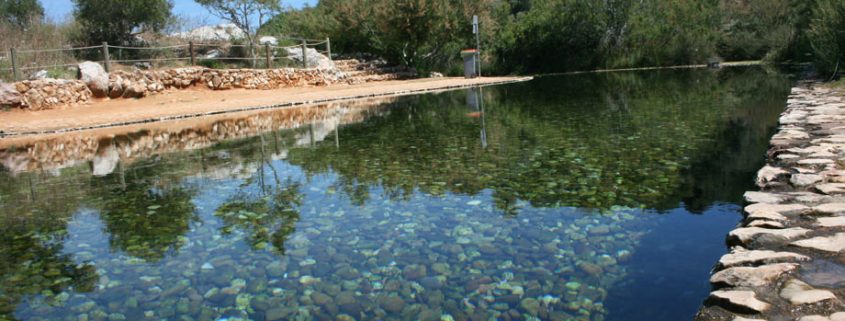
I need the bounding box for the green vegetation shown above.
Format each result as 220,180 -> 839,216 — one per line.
1,0 -> 844,77
261,0 -> 845,77
0,0 -> 43,29
808,0 -> 845,75
71,0 -> 173,45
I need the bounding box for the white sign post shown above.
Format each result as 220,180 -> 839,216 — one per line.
473,15 -> 481,77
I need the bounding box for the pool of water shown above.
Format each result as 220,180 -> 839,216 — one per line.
0,67 -> 791,321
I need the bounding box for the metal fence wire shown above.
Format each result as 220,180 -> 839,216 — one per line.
1,36 -> 332,82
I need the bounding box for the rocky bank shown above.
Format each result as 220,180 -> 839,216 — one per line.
696,84 -> 845,321
0,59 -> 416,111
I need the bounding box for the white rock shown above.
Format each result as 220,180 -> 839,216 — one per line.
791,233 -> 845,253
814,203 -> 845,214
744,191 -> 788,204
728,227 -> 811,245
718,249 -> 809,269
757,165 -> 787,187
709,290 -> 770,313
817,183 -> 845,195
780,278 -> 838,305
799,158 -> 836,165
0,81 -> 21,106
791,173 -> 823,187
78,61 -> 109,98
746,210 -> 787,222
817,216 -> 845,227
710,263 -> 799,287
746,220 -> 785,228
745,203 -> 809,216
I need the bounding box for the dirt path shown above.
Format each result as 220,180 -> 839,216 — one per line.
0,76 -> 530,137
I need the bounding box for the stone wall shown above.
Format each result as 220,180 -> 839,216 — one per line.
1,65 -> 345,110
696,84 -> 845,321
4,79 -> 92,110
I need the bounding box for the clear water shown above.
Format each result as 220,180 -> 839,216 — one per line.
0,68 -> 791,321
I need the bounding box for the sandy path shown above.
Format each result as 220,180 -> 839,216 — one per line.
0,76 -> 530,136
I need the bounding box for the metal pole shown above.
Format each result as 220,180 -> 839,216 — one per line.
326,37 -> 332,61
265,43 -> 272,69
189,41 -> 195,66
10,48 -> 19,81
102,42 -> 110,73
301,40 -> 308,69
475,23 -> 481,77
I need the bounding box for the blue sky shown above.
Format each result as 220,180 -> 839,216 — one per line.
45,0 -> 316,24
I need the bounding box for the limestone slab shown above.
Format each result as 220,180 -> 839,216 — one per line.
818,216 -> 845,227
780,278 -> 838,305
757,165 -> 788,187
792,174 -> 824,187
709,290 -> 771,313
710,263 -> 799,287
718,249 -> 809,269
746,210 -> 787,222
799,158 -> 836,166
729,227 -> 811,245
747,220 -> 785,229
744,192 -> 788,204
816,183 -> 845,195
745,203 -> 810,216
814,203 -> 845,215
791,233 -> 845,253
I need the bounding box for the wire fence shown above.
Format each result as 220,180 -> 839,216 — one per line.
0,36 -> 332,82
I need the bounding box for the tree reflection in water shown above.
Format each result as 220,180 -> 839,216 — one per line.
215,139 -> 304,255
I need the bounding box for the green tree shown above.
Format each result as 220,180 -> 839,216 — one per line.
808,0 -> 845,76
196,0 -> 282,66
0,0 -> 44,29
72,0 -> 173,45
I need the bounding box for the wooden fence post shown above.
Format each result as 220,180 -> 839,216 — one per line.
10,48 -> 19,81
189,41 -> 195,66
301,40 -> 307,69
265,43 -> 271,69
101,42 -> 110,73
326,37 -> 332,61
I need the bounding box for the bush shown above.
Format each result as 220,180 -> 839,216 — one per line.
808,0 -> 845,76
197,59 -> 223,69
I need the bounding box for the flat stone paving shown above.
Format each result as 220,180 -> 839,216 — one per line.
696,84 -> 845,321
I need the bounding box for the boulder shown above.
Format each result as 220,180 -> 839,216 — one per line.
0,81 -> 22,107
283,47 -> 336,70
78,61 -> 109,97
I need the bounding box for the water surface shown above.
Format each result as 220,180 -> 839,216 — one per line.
0,68 -> 791,321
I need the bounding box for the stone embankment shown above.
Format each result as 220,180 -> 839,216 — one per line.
0,59 -> 415,111
697,84 -> 845,321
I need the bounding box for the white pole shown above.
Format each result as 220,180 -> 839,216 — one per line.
473,15 -> 481,77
